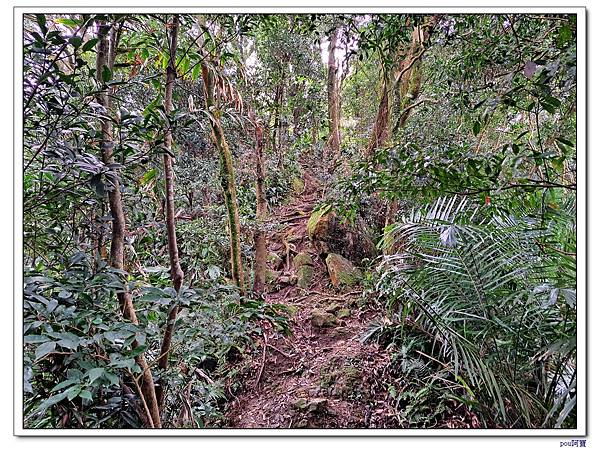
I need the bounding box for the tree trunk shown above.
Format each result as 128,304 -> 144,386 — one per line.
384,24 -> 429,245
95,21 -> 161,429
252,120 -> 267,294
325,28 -> 341,167
365,74 -> 391,158
156,15 -> 184,410
272,82 -> 284,168
201,64 -> 246,294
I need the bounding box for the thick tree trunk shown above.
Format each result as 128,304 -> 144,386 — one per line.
156,15 -> 184,410
95,21 -> 161,429
325,28 -> 341,167
201,64 -> 246,294
252,120 -> 267,294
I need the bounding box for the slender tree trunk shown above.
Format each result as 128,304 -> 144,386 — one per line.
156,15 -> 184,410
252,120 -> 267,294
365,74 -> 391,158
384,24 -> 429,243
325,28 -> 341,167
201,64 -> 246,294
272,82 -> 284,168
95,21 -> 161,429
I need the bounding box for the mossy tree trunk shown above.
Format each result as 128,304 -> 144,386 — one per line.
252,119 -> 267,294
365,73 -> 392,158
156,15 -> 184,410
365,22 -> 432,160
325,28 -> 341,167
201,64 -> 246,294
383,22 -> 433,238
95,20 -> 161,428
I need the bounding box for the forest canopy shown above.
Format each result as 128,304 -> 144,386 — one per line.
22,12 -> 577,430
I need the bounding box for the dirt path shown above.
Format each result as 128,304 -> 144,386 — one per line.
225,170 -> 394,429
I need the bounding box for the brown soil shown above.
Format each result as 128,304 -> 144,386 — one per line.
224,170 -> 396,429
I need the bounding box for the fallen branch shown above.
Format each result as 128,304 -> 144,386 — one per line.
254,333 -> 268,388
267,343 -> 293,359
279,214 -> 309,224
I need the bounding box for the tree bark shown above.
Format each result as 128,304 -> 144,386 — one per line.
365,74 -> 391,158
156,15 -> 184,410
252,119 -> 267,294
384,24 -> 430,241
201,64 -> 246,294
272,82 -> 284,168
95,21 -> 161,429
325,28 -> 341,167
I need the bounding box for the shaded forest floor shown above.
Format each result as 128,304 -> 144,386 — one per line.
225,165 -> 397,429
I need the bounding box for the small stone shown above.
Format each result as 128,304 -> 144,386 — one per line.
291,176 -> 305,194
311,309 -> 337,327
267,251 -> 284,269
325,303 -> 340,314
296,419 -> 308,428
293,398 -> 308,410
286,304 -> 300,316
307,398 -> 328,414
297,265 -> 314,289
325,253 -> 363,289
280,274 -> 298,285
265,269 -> 281,284
293,252 -> 314,269
337,308 -> 351,319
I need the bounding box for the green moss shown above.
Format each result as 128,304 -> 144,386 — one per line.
297,265 -> 314,289
267,251 -> 283,269
291,176 -> 305,194
265,269 -> 281,284
337,308 -> 351,319
319,362 -> 362,399
293,252 -> 313,269
325,253 -> 362,289
310,308 -> 337,327
307,204 -> 332,240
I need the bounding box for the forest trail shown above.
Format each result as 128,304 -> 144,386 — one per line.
226,166 -> 393,429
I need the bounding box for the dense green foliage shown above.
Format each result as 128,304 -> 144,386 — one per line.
22,12 -> 577,429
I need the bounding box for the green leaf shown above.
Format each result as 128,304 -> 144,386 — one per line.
35,341 -> 56,360
140,168 -> 156,184
37,391 -> 68,412
556,137 -> 574,148
66,385 -> 82,401
557,25 -> 573,48
36,15 -> 47,35
192,63 -> 202,81
127,345 -> 147,358
47,298 -> 59,313
79,390 -> 93,401
82,38 -> 98,53
104,371 -> 120,386
51,378 -> 79,393
87,367 -> 105,383
102,65 -> 112,83
473,121 -> 481,136
55,18 -> 81,27
24,334 -> 51,344
57,332 -> 80,350
69,36 -> 83,48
